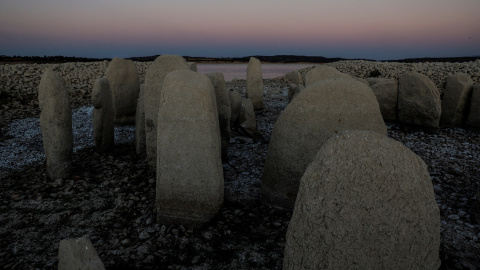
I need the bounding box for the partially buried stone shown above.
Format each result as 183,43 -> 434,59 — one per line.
58,236 -> 105,270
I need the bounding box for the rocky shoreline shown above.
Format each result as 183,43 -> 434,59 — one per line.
0,61 -> 479,269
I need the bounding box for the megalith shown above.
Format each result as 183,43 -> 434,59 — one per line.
229,90 -> 242,127
283,130 -> 440,270
304,65 -> 351,86
156,70 -> 223,227
288,83 -> 304,102
58,236 -> 105,270
135,85 -> 146,155
246,57 -> 264,110
38,69 -> 73,180
467,84 -> 480,128
440,73 -> 474,127
398,71 -> 441,130
105,57 -> 140,125
240,98 -> 256,130
144,55 -> 190,169
262,78 -> 386,208
92,78 -> 114,153
206,72 -> 231,161
188,62 -> 197,72
367,78 -> 398,121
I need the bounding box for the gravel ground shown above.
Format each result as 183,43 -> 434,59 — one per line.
0,79 -> 479,269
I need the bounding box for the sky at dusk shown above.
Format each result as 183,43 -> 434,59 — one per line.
1,0 -> 479,60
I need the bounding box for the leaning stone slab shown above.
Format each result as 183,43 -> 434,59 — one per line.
440,73 -> 474,127
92,78 -> 114,153
144,55 -> 190,169
58,236 -> 105,270
467,84 -> 480,128
398,71 -> 441,130
229,90 -> 242,127
262,78 -> 386,208
105,57 -> 140,125
246,57 -> 264,110
38,68 -> 73,180
135,85 -> 146,155
304,65 -> 351,86
157,70 -> 223,227
283,130 -> 440,270
367,78 -> 398,121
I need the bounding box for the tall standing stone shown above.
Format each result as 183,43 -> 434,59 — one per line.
440,73 -> 474,127
206,72 -> 231,161
467,84 -> 480,128
144,55 -> 190,169
135,85 -> 146,155
304,65 -> 351,86
283,130 -> 440,270
262,78 -> 386,208
398,71 -> 441,130
368,78 -> 398,121
157,70 -> 223,227
246,57 -> 264,110
229,90 -> 242,127
92,78 -> 114,153
105,57 -> 140,125
38,69 -> 73,180
58,236 -> 105,270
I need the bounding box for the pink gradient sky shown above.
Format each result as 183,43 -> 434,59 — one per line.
1,0 -> 479,60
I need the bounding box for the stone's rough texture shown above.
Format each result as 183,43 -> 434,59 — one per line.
283,130 -> 441,270
229,90 -> 242,127
441,73 -> 474,127
304,65 -> 351,86
144,55 -> 189,169
135,85 -> 146,155
38,69 -> 73,180
368,78 -> 398,121
206,72 -> 231,161
58,236 -> 105,270
288,83 -> 304,102
398,71 -> 442,129
467,85 -> 480,128
262,78 -> 386,208
246,57 -> 264,110
474,180 -> 480,224
156,70 -> 223,227
105,57 -> 140,125
188,62 -> 197,72
92,78 -> 114,153
239,98 -> 256,130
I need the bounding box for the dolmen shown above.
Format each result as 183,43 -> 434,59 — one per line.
246,57 -> 264,110
92,78 -> 114,153
283,130 -> 440,269
38,68 -> 73,180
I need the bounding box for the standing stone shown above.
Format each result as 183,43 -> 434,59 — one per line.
38,69 -> 73,180
58,236 -> 105,270
105,57 -> 140,125
239,98 -> 256,130
246,57 -> 264,110
92,78 -> 114,153
467,84 -> 480,128
367,78 -> 398,121
229,90 -> 242,127
188,62 -> 197,72
440,73 -> 474,127
144,55 -> 189,169
304,65 -> 351,86
288,83 -> 305,102
135,85 -> 146,155
283,130 -> 440,270
157,70 -> 223,227
206,72 -> 231,161
474,180 -> 480,224
398,71 -> 441,130
262,78 -> 386,208
289,70 -> 303,86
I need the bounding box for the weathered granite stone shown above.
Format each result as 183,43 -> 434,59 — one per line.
38,69 -> 73,179
135,85 -> 146,155
262,78 -> 386,208
188,62 -> 197,72
229,90 -> 242,127
288,83 -> 304,102
283,130 -> 440,270
240,98 -> 256,130
367,78 -> 398,121
466,84 -> 480,128
156,70 -> 223,227
246,57 -> 264,110
105,57 -> 140,124
304,65 -> 351,86
92,78 -> 114,153
58,236 -> 105,270
398,71 -> 441,130
144,55 -> 190,169
440,73 -> 474,127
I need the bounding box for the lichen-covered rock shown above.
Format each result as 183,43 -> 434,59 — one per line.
467,84 -> 480,128
262,78 -> 386,208
105,57 -> 140,124
135,85 -> 146,155
144,55 -> 189,169
284,130 -> 440,270
246,57 -> 264,110
38,69 -> 73,179
304,65 -> 351,86
368,78 -> 398,121
441,73 -> 474,127
58,236 -> 105,270
92,78 -> 114,153
206,72 -> 231,161
156,70 -> 223,227
229,90 -> 242,127
398,71 -> 441,130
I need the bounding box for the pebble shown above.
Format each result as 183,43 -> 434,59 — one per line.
139,231 -> 150,240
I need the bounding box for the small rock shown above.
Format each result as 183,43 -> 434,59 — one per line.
203,231 -> 213,240
121,239 -> 131,246
139,231 -> 150,240
448,214 -> 460,220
